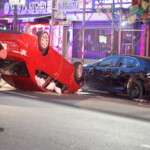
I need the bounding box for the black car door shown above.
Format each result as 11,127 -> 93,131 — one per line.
86,56 -> 121,90
110,56 -> 140,92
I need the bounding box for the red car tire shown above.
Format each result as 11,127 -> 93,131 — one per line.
73,62 -> 83,82
36,31 -> 49,56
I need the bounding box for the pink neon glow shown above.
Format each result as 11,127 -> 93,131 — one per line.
140,24 -> 145,56
30,24 -> 49,29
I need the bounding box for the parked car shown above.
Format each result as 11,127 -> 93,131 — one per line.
83,55 -> 150,100
0,29 -> 84,94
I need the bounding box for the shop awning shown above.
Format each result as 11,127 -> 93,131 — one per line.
0,14 -> 51,24
0,14 -> 51,20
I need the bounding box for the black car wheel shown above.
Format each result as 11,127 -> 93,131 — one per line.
73,62 -> 83,82
129,80 -> 143,100
36,31 -> 49,56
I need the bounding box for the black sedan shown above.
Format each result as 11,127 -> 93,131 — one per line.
83,55 -> 150,100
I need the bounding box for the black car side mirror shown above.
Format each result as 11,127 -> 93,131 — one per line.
89,67 -> 96,74
96,62 -> 101,66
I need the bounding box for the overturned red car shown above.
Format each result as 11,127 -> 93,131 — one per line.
0,29 -> 84,94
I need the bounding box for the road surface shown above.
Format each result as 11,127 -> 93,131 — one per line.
0,84 -> 150,150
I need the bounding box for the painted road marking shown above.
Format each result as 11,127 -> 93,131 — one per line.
3,91 -> 38,99
141,144 -> 150,149
77,91 -> 91,95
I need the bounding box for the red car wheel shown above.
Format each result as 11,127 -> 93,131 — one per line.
36,31 -> 49,56
73,62 -> 83,82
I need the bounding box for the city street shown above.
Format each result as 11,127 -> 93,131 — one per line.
0,0 -> 150,149
0,84 -> 150,150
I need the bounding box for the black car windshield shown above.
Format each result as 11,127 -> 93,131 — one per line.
119,57 -> 139,68
136,56 -> 150,64
96,56 -> 121,67
144,58 -> 150,64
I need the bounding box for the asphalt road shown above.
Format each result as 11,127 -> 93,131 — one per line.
0,84 -> 150,150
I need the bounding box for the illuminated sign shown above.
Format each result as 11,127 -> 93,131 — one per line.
9,0 -> 26,5
79,0 -> 93,9
4,0 -> 52,15
95,0 -> 132,3
99,35 -> 107,44
94,0 -> 132,8
57,0 -> 79,11
4,2 -> 10,14
59,20 -> 72,25
22,18 -> 34,22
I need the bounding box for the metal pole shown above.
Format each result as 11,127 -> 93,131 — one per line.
118,0 -> 122,55
50,0 -> 55,47
14,5 -> 17,31
131,24 -> 134,55
82,0 -> 86,64
146,23 -> 150,57
148,24 -> 150,57
111,0 -> 115,55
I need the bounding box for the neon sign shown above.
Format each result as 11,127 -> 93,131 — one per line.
57,0 -> 79,11
94,0 -> 132,8
4,0 -> 52,15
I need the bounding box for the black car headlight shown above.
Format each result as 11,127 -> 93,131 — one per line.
146,73 -> 150,78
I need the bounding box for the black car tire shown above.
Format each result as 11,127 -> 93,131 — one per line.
73,62 -> 83,82
109,91 -> 117,95
129,80 -> 143,100
36,31 -> 49,56
81,86 -> 88,92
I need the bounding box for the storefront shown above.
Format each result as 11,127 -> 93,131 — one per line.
0,0 -> 52,31
0,0 -> 149,63
132,0 -> 150,57
0,0 -> 73,60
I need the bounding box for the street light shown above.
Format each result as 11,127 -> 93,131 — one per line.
121,21 -> 127,26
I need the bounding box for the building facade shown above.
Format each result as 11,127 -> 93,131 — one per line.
0,0 -> 149,63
